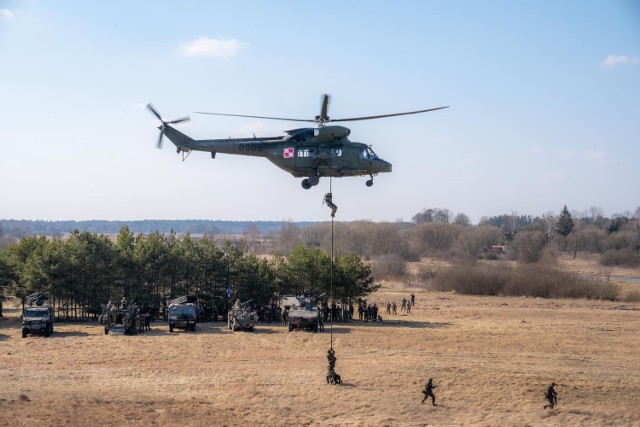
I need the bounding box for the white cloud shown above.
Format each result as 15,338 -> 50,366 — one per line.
0,9 -> 15,19
561,148 -> 610,163
600,54 -> 640,68
581,149 -> 606,160
179,36 -> 246,58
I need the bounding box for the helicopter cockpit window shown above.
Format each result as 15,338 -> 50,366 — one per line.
297,148 -> 317,158
331,148 -> 342,157
367,147 -> 379,159
358,148 -> 368,160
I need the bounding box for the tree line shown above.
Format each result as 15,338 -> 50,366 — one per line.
0,227 -> 377,319
2,205 -> 639,316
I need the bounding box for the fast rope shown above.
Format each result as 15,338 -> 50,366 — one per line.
324,177 -> 341,385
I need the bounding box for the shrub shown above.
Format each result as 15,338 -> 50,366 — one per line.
431,264 -> 508,295
432,262 -> 619,300
369,254 -> 407,280
623,290 -> 640,303
600,248 -> 640,268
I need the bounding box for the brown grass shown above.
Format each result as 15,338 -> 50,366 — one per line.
2,279 -> 640,426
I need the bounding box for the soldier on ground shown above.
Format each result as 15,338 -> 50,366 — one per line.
544,382 -> 558,409
421,378 -> 438,406
411,293 -> 415,306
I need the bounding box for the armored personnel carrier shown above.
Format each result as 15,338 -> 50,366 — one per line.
21,292 -> 54,338
228,299 -> 258,332
282,294 -> 320,332
168,295 -> 197,332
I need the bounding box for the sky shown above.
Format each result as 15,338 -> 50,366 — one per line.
1,1 -> 639,224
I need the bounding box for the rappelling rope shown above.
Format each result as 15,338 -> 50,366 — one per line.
330,177 -> 334,350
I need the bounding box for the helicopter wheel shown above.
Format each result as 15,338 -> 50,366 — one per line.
366,179 -> 374,187
302,179 -> 312,190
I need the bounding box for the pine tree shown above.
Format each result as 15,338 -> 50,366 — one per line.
556,205 -> 574,237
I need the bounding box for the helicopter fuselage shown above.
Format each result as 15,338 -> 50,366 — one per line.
162,125 -> 391,189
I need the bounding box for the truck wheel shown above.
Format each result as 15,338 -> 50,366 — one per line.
288,321 -> 293,332
22,327 -> 27,338
45,325 -> 51,337
169,323 -> 174,333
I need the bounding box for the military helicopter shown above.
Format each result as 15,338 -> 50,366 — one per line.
147,95 -> 447,189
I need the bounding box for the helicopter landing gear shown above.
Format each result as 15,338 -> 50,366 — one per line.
366,176 -> 374,187
301,176 -> 320,190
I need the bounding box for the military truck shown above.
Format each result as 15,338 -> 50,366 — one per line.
228,299 -> 258,332
168,295 -> 197,332
282,294 -> 320,332
21,292 -> 54,338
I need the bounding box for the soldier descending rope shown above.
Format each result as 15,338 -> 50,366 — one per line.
324,182 -> 342,386
326,348 -> 341,385
323,192 -> 337,218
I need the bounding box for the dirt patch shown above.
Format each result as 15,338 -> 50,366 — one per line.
1,286 -> 639,426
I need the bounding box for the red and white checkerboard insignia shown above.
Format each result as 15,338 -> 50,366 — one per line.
283,147 -> 294,158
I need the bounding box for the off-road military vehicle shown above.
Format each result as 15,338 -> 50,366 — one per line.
21,292 -> 55,338
282,294 -> 320,332
168,295 -> 197,332
101,299 -> 140,335
228,299 -> 258,332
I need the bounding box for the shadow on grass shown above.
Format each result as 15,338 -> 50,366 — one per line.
51,330 -> 92,338
348,320 -> 452,329
334,382 -> 357,388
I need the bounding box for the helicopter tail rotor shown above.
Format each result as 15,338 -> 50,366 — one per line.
146,103 -> 190,149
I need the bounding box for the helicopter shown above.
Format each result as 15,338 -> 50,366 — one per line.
147,95 -> 447,189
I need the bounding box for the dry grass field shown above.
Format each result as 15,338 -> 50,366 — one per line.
1,261 -> 640,426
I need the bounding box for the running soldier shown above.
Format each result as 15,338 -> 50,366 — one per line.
543,382 -> 558,409
421,378 -> 438,406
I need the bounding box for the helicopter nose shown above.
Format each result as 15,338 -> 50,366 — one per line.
374,159 -> 392,173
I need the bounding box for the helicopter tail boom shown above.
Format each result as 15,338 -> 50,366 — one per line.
162,126 -> 195,152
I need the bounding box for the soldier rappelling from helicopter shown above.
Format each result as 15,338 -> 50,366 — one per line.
323,192 -> 337,218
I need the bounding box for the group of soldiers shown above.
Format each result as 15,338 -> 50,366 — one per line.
419,379 -> 559,410
383,293 -> 416,317
357,301 -> 380,322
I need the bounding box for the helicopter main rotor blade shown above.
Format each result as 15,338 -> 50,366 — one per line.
156,131 -> 164,149
167,116 -> 190,125
194,111 -> 315,123
319,94 -> 330,122
329,106 -> 450,123
146,103 -> 163,122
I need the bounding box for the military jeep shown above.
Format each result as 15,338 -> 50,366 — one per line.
168,296 -> 197,333
22,306 -> 55,338
21,292 -> 55,338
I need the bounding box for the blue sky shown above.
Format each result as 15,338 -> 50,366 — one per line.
1,1 -> 639,224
